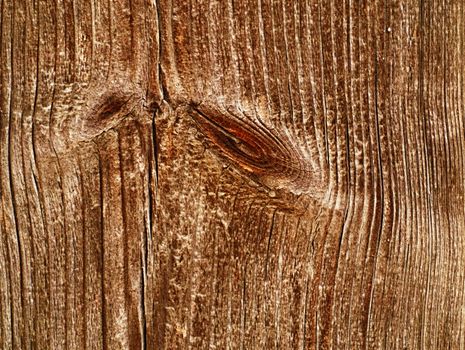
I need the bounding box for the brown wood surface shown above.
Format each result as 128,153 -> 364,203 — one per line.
1,0 -> 465,349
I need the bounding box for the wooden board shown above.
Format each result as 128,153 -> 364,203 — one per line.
1,0 -> 464,348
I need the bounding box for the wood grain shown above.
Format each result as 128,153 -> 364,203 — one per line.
1,0 -> 465,349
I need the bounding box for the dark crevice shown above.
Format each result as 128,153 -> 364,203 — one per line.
152,111 -> 159,184
77,156 -> 88,350
155,0 -> 171,105
49,0 -> 70,345
365,7 -> 386,341
140,254 -> 148,350
6,0 -> 24,346
98,155 -> 107,350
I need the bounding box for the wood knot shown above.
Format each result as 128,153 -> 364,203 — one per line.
84,91 -> 139,133
187,104 -> 318,195
64,89 -> 146,149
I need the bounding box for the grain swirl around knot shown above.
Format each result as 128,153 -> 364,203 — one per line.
188,105 -> 316,194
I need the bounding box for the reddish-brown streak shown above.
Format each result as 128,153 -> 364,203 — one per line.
189,106 -> 271,172
188,105 -> 313,193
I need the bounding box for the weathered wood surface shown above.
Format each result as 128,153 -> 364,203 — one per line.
1,0 -> 464,348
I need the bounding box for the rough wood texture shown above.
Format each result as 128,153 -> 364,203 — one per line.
1,0 -> 464,349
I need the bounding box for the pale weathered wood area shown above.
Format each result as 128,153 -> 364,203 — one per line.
1,0 -> 465,349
